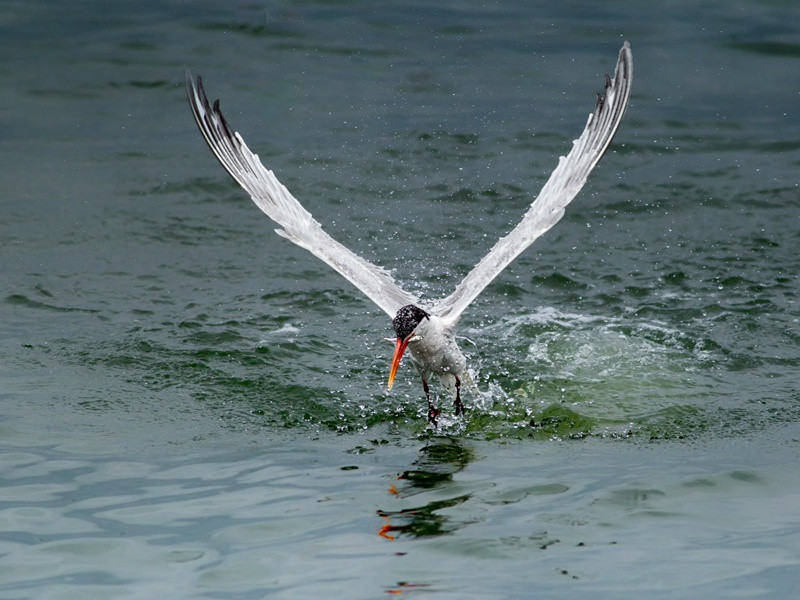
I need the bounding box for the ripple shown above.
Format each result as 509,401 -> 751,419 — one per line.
727,40 -> 800,57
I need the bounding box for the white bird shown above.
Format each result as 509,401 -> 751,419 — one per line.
186,42 -> 633,426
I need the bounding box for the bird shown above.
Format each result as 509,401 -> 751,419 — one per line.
185,42 -> 633,426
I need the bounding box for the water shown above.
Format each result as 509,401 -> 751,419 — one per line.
1,0 -> 799,597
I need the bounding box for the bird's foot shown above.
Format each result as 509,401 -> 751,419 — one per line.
453,395 -> 465,417
422,377 -> 439,427
453,375 -> 465,417
427,405 -> 440,427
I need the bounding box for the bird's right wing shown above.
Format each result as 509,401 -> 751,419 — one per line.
433,42 -> 633,325
186,71 -> 418,318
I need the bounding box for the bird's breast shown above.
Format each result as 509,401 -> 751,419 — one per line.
406,315 -> 467,379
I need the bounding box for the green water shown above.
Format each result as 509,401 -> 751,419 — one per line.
1,1 -> 799,597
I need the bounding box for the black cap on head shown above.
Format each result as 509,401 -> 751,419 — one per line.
392,305 -> 430,340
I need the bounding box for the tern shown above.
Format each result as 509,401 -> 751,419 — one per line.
186,42 -> 632,426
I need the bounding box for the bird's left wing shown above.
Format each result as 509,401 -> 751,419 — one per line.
186,71 -> 418,318
433,42 -> 633,325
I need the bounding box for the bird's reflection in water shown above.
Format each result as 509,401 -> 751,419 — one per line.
378,438 -> 474,540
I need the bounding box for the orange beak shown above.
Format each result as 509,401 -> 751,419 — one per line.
387,337 -> 410,390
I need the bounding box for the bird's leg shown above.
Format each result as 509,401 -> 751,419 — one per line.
422,377 -> 439,427
453,375 -> 465,416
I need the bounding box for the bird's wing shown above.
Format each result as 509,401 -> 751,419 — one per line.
432,42 -> 633,325
185,71 -> 419,318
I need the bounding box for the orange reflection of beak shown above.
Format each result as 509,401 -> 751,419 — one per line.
387,337 -> 409,390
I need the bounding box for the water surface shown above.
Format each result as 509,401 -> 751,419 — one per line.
1,1 -> 799,598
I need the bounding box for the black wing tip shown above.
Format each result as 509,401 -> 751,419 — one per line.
620,40 -> 632,62
595,91 -> 604,111
184,69 -> 225,120
618,41 -> 633,79
184,68 -> 203,97
184,67 -> 214,104
611,40 -> 633,85
595,41 -> 633,110
184,69 -> 239,153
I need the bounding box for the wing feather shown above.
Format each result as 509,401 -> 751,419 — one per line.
185,72 -> 418,317
432,42 -> 633,324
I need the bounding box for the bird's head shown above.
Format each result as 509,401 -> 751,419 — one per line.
387,304 -> 430,390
